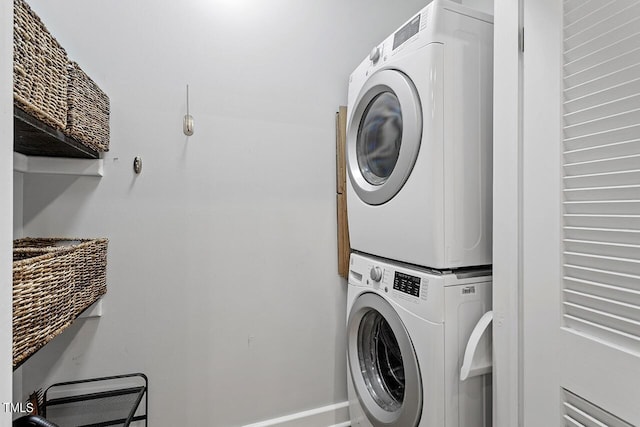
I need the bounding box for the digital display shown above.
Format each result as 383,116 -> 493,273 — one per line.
393,15 -> 421,50
393,271 -> 421,297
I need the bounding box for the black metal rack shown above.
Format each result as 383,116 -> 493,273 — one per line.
14,107 -> 99,159
43,373 -> 147,427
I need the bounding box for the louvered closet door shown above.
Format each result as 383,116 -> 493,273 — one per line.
522,0 -> 640,425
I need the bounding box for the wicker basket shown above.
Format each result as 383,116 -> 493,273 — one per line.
13,246 -> 75,368
66,62 -> 110,152
13,0 -> 69,131
13,238 -> 108,368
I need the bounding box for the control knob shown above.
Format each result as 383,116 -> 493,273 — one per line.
369,46 -> 381,64
370,266 -> 383,282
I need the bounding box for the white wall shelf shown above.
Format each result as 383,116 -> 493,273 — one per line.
13,295 -> 104,370
14,107 -> 100,159
13,152 -> 104,177
13,106 -> 104,176
77,298 -> 103,319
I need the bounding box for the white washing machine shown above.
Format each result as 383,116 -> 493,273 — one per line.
346,0 -> 493,269
346,252 -> 492,427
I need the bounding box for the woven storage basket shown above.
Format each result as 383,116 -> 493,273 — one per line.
66,62 -> 110,152
13,238 -> 108,368
13,246 -> 75,368
13,0 -> 68,131
14,238 -> 109,315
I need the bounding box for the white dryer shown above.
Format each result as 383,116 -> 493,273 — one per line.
346,0 -> 493,269
346,252 -> 492,427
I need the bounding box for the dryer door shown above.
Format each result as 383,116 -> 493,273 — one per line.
347,293 -> 422,427
347,69 -> 422,205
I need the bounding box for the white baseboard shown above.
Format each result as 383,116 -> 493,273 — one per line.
243,401 -> 350,427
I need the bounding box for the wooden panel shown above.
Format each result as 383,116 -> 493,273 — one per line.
336,106 -> 347,195
337,193 -> 350,279
336,106 -> 350,278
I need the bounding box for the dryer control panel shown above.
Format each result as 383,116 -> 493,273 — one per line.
393,14 -> 421,50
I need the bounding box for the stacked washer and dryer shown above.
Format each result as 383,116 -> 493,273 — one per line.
345,1 -> 494,427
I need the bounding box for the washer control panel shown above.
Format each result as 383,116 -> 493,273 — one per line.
393,271 -> 421,297
349,253 -> 492,324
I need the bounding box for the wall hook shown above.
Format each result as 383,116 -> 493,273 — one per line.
133,156 -> 143,174
183,84 -> 194,136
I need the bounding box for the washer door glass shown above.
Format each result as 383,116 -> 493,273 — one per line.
358,310 -> 405,411
347,70 -> 422,206
357,92 -> 403,186
348,293 -> 422,427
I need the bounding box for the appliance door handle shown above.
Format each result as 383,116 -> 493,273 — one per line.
460,310 -> 493,381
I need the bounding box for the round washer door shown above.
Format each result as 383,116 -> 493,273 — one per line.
347,70 -> 422,205
347,293 -> 422,427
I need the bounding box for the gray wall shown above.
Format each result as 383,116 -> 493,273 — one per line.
14,1 -> 431,425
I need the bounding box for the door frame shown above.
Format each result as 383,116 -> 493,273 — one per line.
492,0 -> 524,426
1,0 -> 14,423
519,0 -> 564,424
